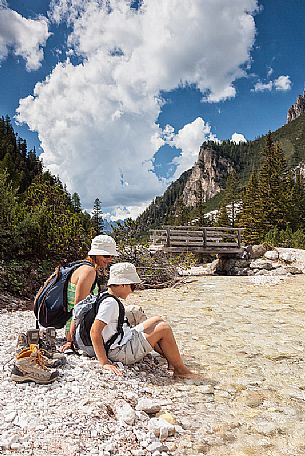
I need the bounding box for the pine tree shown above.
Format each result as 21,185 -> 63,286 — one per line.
92,198 -> 104,234
0,169 -> 17,259
174,196 -> 189,226
257,132 -> 289,232
222,169 -> 240,227
194,184 -> 206,226
216,205 -> 230,227
286,169 -> 305,230
238,172 -> 262,244
71,192 -> 81,213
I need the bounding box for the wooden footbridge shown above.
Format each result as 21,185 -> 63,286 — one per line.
149,225 -> 244,255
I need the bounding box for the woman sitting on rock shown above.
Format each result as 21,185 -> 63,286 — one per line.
74,262 -> 199,379
60,235 -> 118,352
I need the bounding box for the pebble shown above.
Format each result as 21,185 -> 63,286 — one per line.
136,398 -> 162,414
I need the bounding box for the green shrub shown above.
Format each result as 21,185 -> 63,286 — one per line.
264,226 -> 305,249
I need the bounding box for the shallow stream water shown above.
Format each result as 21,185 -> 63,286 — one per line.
131,274 -> 305,455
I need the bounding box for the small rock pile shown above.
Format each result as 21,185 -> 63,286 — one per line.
213,246 -> 305,277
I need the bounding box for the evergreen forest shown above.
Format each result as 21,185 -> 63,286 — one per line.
0,116 -> 100,296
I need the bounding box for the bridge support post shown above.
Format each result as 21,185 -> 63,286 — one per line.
203,228 -> 207,248
166,227 -> 171,247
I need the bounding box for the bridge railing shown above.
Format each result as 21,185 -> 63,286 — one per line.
150,225 -> 244,253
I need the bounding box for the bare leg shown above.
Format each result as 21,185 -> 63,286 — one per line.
152,342 -> 174,370
143,317 -> 198,378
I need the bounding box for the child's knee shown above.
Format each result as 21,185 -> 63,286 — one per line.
157,320 -> 171,333
149,315 -> 164,324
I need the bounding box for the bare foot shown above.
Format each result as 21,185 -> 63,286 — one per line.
173,369 -> 203,381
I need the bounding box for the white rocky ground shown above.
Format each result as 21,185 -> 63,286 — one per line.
1,251 -> 305,455
0,309 -> 188,456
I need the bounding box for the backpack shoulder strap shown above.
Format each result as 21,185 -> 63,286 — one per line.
78,292 -> 125,354
100,292 -> 125,354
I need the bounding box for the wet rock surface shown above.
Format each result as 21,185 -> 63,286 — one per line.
1,274 -> 305,455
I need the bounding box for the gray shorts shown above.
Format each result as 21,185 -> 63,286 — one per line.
108,324 -> 153,365
75,324 -> 152,365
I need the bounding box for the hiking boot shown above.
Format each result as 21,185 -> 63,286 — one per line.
11,344 -> 59,384
39,327 -> 66,361
16,331 -> 64,368
16,329 -> 40,354
27,328 -> 65,365
27,329 -> 40,345
16,332 -> 28,354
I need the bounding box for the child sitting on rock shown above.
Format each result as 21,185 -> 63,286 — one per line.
74,262 -> 199,379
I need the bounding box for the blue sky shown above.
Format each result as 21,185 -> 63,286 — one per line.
1,0 -> 305,218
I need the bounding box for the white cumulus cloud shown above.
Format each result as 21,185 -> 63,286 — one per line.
253,75 -> 291,93
0,4 -> 49,70
253,81 -> 273,92
274,75 -> 291,91
17,0 -> 259,217
231,132 -> 247,143
167,117 -> 218,180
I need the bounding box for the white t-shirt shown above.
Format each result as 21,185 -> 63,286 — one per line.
95,296 -> 132,349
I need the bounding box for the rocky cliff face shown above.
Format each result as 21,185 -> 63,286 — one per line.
287,86 -> 305,123
182,145 -> 233,207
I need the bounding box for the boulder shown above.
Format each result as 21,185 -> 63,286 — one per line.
276,248 -> 305,272
269,267 -> 291,276
279,251 -> 296,263
264,250 -> 279,261
285,266 -> 303,274
250,259 -> 273,270
247,244 -> 267,259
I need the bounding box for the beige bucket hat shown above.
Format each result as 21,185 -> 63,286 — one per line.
88,235 -> 118,256
107,262 -> 141,285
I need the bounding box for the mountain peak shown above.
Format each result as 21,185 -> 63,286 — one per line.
287,85 -> 305,123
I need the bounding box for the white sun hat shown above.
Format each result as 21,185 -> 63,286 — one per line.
88,235 -> 118,256
107,262 -> 141,285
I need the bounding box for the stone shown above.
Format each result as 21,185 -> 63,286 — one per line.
279,251 -> 296,263
113,399 -> 136,425
264,250 -> 279,261
136,398 -> 162,414
250,259 -> 273,270
285,266 -> 302,274
148,418 -> 176,440
269,267 -> 289,276
4,411 -> 16,422
248,244 -> 267,259
156,412 -> 177,425
146,441 -> 167,452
